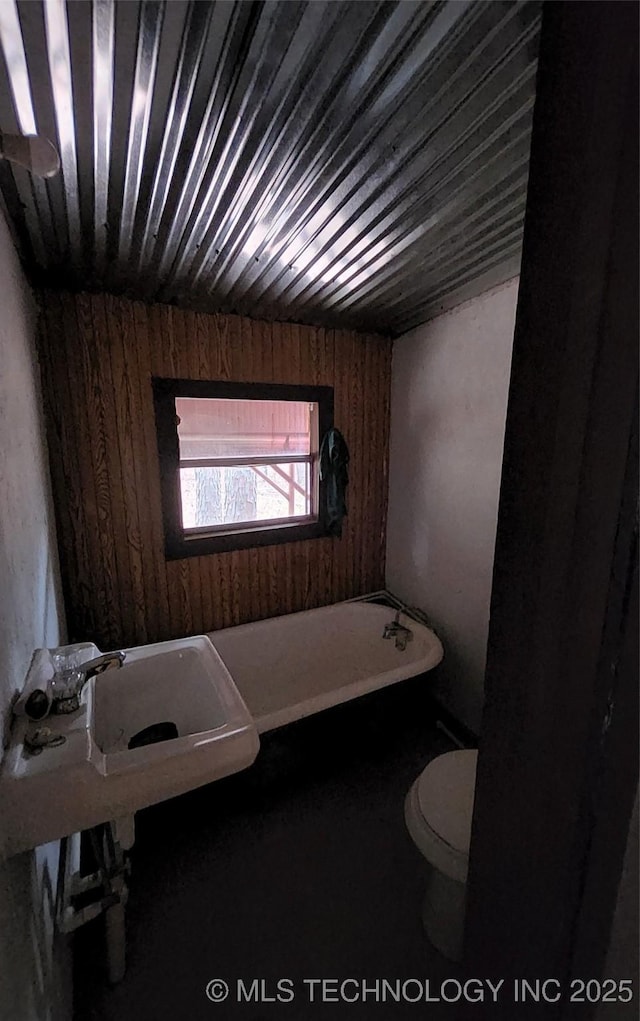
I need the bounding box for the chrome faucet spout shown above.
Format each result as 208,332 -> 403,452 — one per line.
382,614 -> 413,650
51,650 -> 126,713
81,651 -> 126,681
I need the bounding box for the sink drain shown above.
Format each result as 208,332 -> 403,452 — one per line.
127,722 -> 179,749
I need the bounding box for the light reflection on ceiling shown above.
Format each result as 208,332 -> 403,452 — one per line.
0,0 -> 541,335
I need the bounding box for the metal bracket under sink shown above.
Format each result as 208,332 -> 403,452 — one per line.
57,820 -> 132,984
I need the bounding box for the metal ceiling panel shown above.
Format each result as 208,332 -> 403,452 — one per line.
0,0 -> 540,335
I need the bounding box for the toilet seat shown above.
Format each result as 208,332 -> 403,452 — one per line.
404,749 -> 478,883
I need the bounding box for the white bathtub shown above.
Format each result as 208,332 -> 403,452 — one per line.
208,600 -> 443,733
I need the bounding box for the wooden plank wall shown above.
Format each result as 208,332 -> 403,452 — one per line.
37,291 -> 392,650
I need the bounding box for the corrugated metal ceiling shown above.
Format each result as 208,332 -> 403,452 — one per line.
0,0 -> 540,336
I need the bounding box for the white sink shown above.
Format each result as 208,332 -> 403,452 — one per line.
1,636 -> 259,857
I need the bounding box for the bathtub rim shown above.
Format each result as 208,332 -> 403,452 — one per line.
207,593 -> 443,734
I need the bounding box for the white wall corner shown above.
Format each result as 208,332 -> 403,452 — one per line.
385,278 -> 519,733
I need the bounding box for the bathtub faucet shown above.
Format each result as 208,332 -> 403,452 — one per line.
382,610 -> 413,651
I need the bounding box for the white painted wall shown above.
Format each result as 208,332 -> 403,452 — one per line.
0,211 -> 72,1020
386,279 -> 519,734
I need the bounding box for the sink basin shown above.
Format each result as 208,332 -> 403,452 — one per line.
1,637 -> 259,857
92,638 -> 250,767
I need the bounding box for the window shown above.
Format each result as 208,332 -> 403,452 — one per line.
153,379 -> 334,557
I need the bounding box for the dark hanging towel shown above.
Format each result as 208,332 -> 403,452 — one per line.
319,427 -> 350,537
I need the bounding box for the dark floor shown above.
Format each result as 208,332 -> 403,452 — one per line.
74,681 -> 464,1021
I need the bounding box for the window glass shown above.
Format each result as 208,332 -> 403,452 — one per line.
180,462 -> 312,529
176,398 -> 313,459
175,397 -> 317,532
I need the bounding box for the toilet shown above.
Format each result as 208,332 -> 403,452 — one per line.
404,748 -> 478,961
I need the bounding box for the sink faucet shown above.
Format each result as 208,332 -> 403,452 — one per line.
382,610 -> 413,651
80,651 -> 126,681
52,651 -> 126,713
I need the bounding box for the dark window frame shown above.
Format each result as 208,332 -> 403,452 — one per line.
152,378 -> 334,559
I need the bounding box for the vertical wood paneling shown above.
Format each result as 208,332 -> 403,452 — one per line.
106,295 -> 148,644
38,297 -> 92,635
37,290 -> 392,649
130,299 -> 167,641
87,294 -> 137,645
55,295 -> 101,634
65,294 -> 113,640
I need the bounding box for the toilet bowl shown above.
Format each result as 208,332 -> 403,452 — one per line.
404,748 -> 478,961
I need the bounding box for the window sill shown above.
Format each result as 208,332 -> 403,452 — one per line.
164,518 -> 331,559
